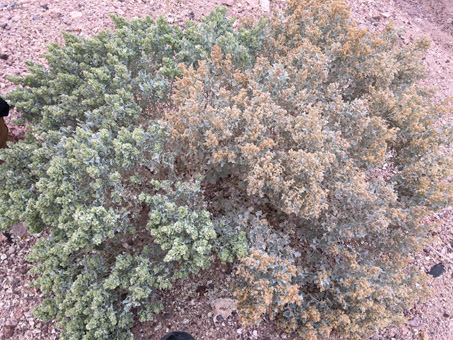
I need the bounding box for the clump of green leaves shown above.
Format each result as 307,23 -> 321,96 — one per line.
0,8 -> 263,340
1,1 -> 452,340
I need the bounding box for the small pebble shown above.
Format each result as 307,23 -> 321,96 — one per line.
408,316 -> 421,327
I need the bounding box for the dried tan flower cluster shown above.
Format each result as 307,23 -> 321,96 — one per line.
166,0 -> 452,338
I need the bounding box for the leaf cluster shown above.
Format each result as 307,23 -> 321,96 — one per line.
1,8 -> 261,340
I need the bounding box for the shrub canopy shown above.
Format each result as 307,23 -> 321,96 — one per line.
1,1 -> 451,339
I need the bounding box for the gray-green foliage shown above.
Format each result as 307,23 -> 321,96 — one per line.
0,8 -> 258,340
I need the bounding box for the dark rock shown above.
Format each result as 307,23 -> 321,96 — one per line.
0,54 -> 8,60
426,263 -> 445,278
160,332 -> 195,340
196,285 -> 207,296
2,231 -> 13,243
39,4 -> 49,10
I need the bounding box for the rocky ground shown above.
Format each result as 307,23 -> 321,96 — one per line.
0,0 -> 452,339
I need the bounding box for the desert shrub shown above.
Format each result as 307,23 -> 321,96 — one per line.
1,1 -> 452,339
167,0 -> 452,338
0,8 -> 259,340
